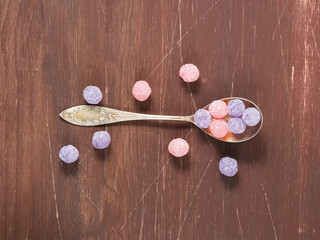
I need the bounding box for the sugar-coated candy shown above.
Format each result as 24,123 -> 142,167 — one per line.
83,86 -> 103,104
208,100 -> 228,119
228,99 -> 245,117
242,107 -> 261,126
219,157 -> 238,177
210,119 -> 228,138
228,117 -> 246,134
168,138 -> 189,157
132,80 -> 152,101
194,109 -> 211,129
59,145 -> 79,164
179,64 -> 200,82
92,131 -> 111,149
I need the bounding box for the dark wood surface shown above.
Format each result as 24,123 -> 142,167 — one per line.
1,0 -> 320,239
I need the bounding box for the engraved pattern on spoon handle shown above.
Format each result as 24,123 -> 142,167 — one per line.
60,105 -> 193,126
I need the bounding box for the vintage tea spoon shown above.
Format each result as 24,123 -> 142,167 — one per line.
60,97 -> 263,143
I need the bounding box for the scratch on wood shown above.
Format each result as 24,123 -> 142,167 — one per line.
231,81 -> 234,97
291,66 -> 294,88
84,193 -> 103,216
176,156 -> 215,240
240,1 -> 245,68
178,0 -> 184,64
71,149 -> 92,175
46,111 -> 63,240
261,184 -> 278,240
271,0 -> 289,40
311,29 -> 320,59
187,83 -> 197,110
145,2 -> 217,81
138,205 -> 145,240
119,159 -> 170,232
236,207 -> 244,240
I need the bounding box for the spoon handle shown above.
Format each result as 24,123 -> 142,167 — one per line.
60,105 -> 193,126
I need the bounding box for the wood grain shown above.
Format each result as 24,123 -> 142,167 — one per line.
1,0 -> 320,239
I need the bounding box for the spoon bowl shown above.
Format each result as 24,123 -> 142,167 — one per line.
60,97 -> 263,143
193,97 -> 263,143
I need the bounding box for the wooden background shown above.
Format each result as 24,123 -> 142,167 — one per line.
1,0 -> 320,239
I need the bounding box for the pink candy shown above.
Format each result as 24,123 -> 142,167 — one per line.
168,138 -> 189,157
208,100 -> 228,119
179,64 -> 200,82
210,120 -> 228,139
132,80 -> 152,101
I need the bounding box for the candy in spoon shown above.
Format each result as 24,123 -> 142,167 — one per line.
210,119 -> 229,138
228,117 -> 246,134
228,99 -> 245,117
209,100 -> 228,119
194,109 -> 211,129
242,108 -> 261,126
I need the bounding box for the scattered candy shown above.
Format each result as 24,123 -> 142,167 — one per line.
194,109 -> 211,129
59,145 -> 79,164
242,107 -> 261,126
208,100 -> 228,119
179,64 -> 200,82
92,131 -> 111,149
168,138 -> 189,157
228,117 -> 246,134
228,99 -> 245,117
83,86 -> 103,104
132,80 -> 152,101
219,157 -> 238,177
210,119 -> 228,138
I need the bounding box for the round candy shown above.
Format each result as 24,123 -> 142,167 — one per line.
59,145 -> 79,164
179,64 -> 200,82
83,86 -> 102,104
228,117 -> 246,134
228,99 -> 245,117
194,109 -> 211,129
219,157 -> 238,177
210,119 -> 228,138
242,107 -> 261,126
168,138 -> 189,157
208,100 -> 228,119
132,80 -> 152,101
92,131 -> 111,149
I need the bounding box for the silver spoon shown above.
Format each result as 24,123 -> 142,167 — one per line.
60,97 -> 263,143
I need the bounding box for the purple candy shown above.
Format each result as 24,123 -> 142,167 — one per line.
59,145 -> 79,164
242,107 -> 261,126
92,131 -> 111,149
228,99 -> 245,117
219,157 -> 238,177
83,86 -> 102,104
194,109 -> 212,129
228,117 -> 246,134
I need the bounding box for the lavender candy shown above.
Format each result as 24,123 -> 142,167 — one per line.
228,99 -> 245,117
59,145 -> 79,164
219,157 -> 238,177
242,107 -> 261,126
194,109 -> 212,129
83,86 -> 102,104
228,117 -> 246,134
92,131 -> 111,149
